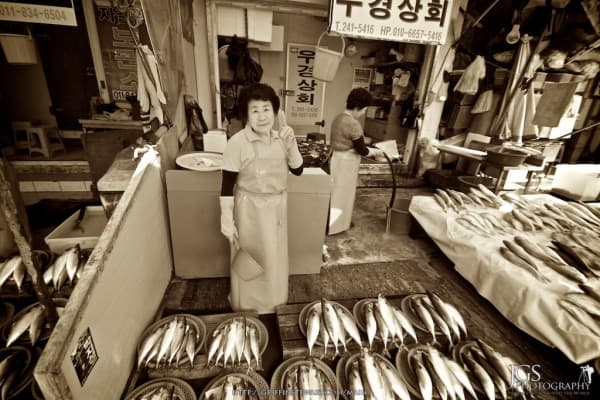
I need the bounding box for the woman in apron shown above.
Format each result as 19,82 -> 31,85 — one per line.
328,88 -> 384,235
220,83 -> 303,314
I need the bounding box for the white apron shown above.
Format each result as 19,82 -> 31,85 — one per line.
328,149 -> 361,235
230,137 -> 289,314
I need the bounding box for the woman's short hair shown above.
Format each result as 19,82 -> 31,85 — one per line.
346,88 -> 372,110
238,83 -> 280,123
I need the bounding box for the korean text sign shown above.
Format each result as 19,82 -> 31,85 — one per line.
285,43 -> 326,127
329,0 -> 453,45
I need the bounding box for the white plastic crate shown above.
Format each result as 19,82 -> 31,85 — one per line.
44,206 -> 107,254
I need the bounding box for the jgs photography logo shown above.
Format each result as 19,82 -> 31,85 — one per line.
510,364 -> 593,396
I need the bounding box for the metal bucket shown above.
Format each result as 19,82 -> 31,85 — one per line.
313,31 -> 345,82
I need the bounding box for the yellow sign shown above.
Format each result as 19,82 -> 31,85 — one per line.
328,0 -> 452,45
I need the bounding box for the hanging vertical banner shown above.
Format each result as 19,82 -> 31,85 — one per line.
285,43 -> 326,127
0,0 -> 76,26
94,1 -> 146,102
328,0 -> 453,45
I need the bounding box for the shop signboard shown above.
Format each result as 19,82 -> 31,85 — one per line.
0,0 -> 76,26
285,43 -> 326,130
94,1 -> 142,103
328,0 -> 453,45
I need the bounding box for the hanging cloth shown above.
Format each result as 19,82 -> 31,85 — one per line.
136,45 -> 166,129
454,56 -> 486,95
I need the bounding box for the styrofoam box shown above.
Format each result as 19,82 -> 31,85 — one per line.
551,164 -> 600,202
45,206 -> 108,254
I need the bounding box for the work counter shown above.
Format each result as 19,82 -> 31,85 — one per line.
409,194 -> 600,364
166,168 -> 331,278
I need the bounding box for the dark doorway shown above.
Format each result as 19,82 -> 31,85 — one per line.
33,0 -> 98,130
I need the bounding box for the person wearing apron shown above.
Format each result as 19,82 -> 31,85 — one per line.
220,83 -> 303,314
328,88 -> 384,235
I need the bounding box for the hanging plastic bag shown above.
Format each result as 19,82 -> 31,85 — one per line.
455,56 -> 486,95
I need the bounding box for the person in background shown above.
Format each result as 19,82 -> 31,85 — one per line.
219,83 -> 303,314
328,88 -> 384,235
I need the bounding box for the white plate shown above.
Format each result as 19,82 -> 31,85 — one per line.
176,152 -> 223,172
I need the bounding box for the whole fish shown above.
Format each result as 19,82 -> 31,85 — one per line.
65,245 -> 80,282
168,318 -> 186,365
321,299 -> 342,355
144,332 -> 163,367
156,319 -> 178,365
426,292 -> 460,341
242,328 -> 253,368
422,300 -> 452,345
207,328 -> 223,367
512,210 -> 535,231
376,295 -> 398,339
319,323 -> 330,359
321,375 -> 336,400
364,303 -> 377,350
0,256 -> 20,288
391,307 -> 417,344
444,358 -> 477,399
348,363 -> 365,400
285,370 -> 298,400
43,262 -> 54,285
223,319 -> 239,367
443,303 -> 467,338
413,299 -> 436,343
373,305 -> 390,355
308,363 -> 322,400
472,349 -> 507,400
436,189 -> 455,211
570,230 -> 600,258
570,202 -> 600,224
433,193 -> 449,212
214,324 -> 229,367
138,325 -> 167,368
185,324 -> 198,367
477,184 -> 502,206
475,340 -> 511,386
12,257 -> 25,291
236,318 -> 247,365
306,308 -> 321,356
360,350 -> 386,399
51,252 -> 68,290
447,190 -> 465,208
422,352 -> 449,400
335,304 -> 362,347
7,304 -> 44,346
428,347 -> 456,400
447,368 -> 466,400
175,327 -> 189,366
28,305 -> 46,345
249,324 -> 261,369
551,240 -> 600,277
500,247 -> 546,282
299,365 -> 311,400
376,358 -> 410,400
413,352 -> 433,400
223,376 -> 235,400
463,353 -> 495,400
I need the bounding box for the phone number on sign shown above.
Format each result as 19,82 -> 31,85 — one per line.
391,27 -> 442,42
0,5 -> 67,22
334,21 -> 376,35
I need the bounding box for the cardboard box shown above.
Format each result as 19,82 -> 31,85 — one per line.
44,206 -> 107,253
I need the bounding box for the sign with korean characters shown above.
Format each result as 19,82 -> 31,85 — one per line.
94,1 -> 146,102
0,0 -> 76,26
70,327 -> 99,386
285,43 -> 326,127
329,0 -> 453,45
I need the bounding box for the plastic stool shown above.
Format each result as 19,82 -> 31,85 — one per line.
27,125 -> 65,158
11,121 -> 32,150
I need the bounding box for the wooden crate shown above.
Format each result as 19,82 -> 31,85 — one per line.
147,310 -> 259,380
276,296 -> 447,361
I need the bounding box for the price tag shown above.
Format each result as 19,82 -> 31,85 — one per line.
70,327 -> 99,386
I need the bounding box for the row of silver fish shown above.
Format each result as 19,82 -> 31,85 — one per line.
434,185 -> 503,213
202,375 -> 259,400
137,316 -> 200,369
361,295 -> 417,355
6,303 -> 63,347
43,245 -> 84,291
403,293 -> 468,347
345,349 -> 411,400
0,256 -> 25,292
206,316 -> 262,369
282,360 -> 336,400
0,350 -> 28,400
304,299 -> 362,358
456,212 -> 512,237
455,340 -> 530,400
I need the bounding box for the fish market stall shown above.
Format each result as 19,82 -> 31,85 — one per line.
409,192 -> 600,364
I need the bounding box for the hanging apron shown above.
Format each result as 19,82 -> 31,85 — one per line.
328,149 -> 361,235
230,134 -> 289,314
